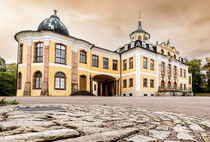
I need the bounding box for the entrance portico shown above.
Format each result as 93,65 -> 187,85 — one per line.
92,75 -> 119,96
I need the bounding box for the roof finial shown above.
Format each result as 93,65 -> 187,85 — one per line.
138,10 -> 141,23
54,9 -> 57,16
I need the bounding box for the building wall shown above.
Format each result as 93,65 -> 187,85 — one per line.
15,31 -> 192,97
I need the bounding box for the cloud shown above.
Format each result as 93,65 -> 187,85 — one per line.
0,0 -> 209,64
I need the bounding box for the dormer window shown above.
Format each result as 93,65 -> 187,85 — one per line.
168,52 -> 170,56
161,49 -> 164,55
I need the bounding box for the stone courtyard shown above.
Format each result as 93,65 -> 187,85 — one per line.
0,104 -> 210,142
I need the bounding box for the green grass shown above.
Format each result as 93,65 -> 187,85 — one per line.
195,93 -> 210,96
0,98 -> 19,106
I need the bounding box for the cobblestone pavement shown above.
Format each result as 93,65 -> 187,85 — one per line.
0,104 -> 210,142
6,96 -> 210,120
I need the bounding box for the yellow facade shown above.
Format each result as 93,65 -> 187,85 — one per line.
15,11 -> 192,97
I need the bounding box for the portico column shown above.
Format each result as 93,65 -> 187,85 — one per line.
90,76 -> 93,94
41,40 -> 49,96
115,79 -> 119,96
23,41 -> 32,96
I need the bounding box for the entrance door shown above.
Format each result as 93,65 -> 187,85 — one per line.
80,75 -> 86,91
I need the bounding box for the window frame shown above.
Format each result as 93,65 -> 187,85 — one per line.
33,71 -> 42,89
123,59 -> 127,71
129,57 -> 133,69
143,78 -> 148,87
174,66 -> 177,76
54,72 -> 66,90
150,59 -> 154,70
103,57 -> 109,69
123,79 -> 127,88
168,64 -> 171,76
80,50 -> 87,64
34,42 -> 43,63
92,55 -> 99,67
143,57 -> 148,69
112,60 -> 118,70
161,62 -> 165,74
180,68 -> 182,77
19,44 -> 23,64
129,78 -> 133,87
150,79 -> 154,88
55,44 -> 66,64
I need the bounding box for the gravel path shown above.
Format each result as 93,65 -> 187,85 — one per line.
6,96 -> 210,120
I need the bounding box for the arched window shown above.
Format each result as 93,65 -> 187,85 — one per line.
55,72 -> 66,89
174,55 -> 176,59
34,71 -> 42,89
138,35 -> 141,40
168,52 -> 170,56
161,80 -> 165,89
17,72 -> 22,89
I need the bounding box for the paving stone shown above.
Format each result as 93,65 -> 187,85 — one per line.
189,123 -> 204,132
0,104 -> 209,141
0,129 -> 79,142
149,130 -> 170,140
128,135 -> 157,142
57,128 -> 138,142
176,132 -> 196,141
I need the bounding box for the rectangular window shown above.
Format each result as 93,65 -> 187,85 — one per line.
161,62 -> 165,74
180,83 -> 182,89
168,64 -> 171,76
55,44 -> 66,64
189,76 -> 192,85
150,59 -> 154,70
174,66 -> 177,76
150,79 -> 154,88
19,44 -> 23,63
143,57 -> 148,69
180,68 -> 182,77
80,50 -> 86,63
35,42 -> 43,62
143,78 -> 148,87
123,79 -> 127,88
123,59 -> 127,70
129,57 -> 133,69
103,58 -> 108,69
184,84 -> 186,90
184,70 -> 186,78
92,55 -> 98,67
112,60 -> 118,70
129,78 -> 133,87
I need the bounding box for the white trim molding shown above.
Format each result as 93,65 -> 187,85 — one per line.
49,63 -> 72,69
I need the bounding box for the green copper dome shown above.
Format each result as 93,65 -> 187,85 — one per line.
129,21 -> 150,37
38,10 -> 69,36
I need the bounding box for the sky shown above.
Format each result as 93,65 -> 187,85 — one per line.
0,0 -> 209,64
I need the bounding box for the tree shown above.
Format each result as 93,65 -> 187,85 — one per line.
187,59 -> 206,93
0,58 -> 17,96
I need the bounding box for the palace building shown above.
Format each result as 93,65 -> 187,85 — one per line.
15,10 -> 192,96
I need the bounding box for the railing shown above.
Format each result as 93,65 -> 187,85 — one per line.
158,86 -> 192,92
